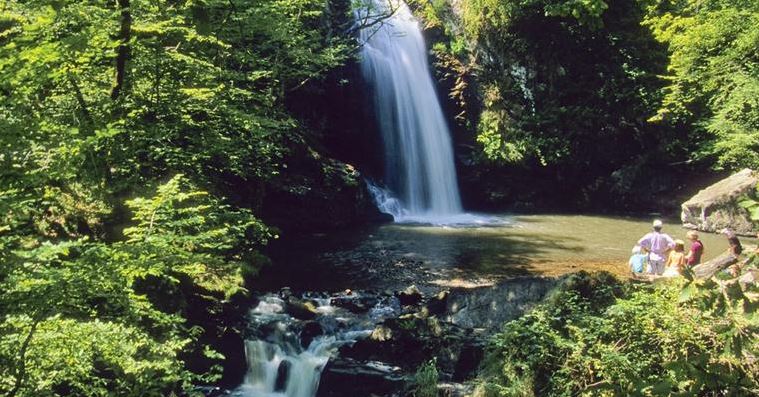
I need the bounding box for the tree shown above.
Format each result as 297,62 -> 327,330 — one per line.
0,0 -> 351,393
645,0 -> 759,170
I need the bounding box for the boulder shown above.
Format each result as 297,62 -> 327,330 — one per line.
444,277 -> 558,331
196,386 -> 233,397
452,340 -> 485,382
339,315 -> 484,381
398,285 -> 423,306
681,169 -> 758,236
739,268 -> 758,290
285,297 -> 318,320
300,321 -> 324,348
438,382 -> 475,397
316,357 -> 408,397
426,290 -> 450,316
274,360 -> 291,392
331,294 -> 380,314
260,149 -> 386,234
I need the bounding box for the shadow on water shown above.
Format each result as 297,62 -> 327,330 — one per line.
253,214 -> 754,292
256,218 -> 584,292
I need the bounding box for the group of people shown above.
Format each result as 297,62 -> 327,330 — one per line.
629,220 -> 704,277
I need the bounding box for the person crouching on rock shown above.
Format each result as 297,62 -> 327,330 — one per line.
637,219 -> 675,275
722,228 -> 745,277
629,245 -> 647,275
722,228 -> 743,256
685,230 -> 704,267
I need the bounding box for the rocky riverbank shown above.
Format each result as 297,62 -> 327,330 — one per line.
208,275 -> 560,396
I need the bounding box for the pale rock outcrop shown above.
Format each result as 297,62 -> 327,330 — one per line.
681,169 -> 758,236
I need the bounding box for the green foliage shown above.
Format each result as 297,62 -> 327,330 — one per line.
0,315 -> 193,397
644,0 -> 759,170
0,0 -> 350,194
409,0 -> 468,56
461,0 -> 609,42
453,0 -> 756,207
1,0 -> 348,392
456,0 -> 676,208
476,87 -> 528,163
738,183 -> 759,223
0,176 -> 268,396
121,175 -> 272,296
413,358 -> 440,397
476,272 -> 759,396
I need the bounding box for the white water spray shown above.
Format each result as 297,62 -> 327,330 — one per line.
358,0 -> 463,223
237,336 -> 333,397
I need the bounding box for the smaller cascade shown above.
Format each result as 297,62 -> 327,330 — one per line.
239,336 -> 334,397
366,180 -> 406,220
234,293 -> 401,397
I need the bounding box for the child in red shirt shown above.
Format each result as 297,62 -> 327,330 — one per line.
685,230 -> 703,267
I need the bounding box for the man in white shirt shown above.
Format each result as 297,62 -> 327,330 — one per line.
637,219 -> 675,275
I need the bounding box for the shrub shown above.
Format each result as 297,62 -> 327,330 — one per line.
414,358 -> 439,397
475,271 -> 758,396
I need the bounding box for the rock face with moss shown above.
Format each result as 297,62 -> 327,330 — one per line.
260,142 -> 387,233
681,169 -> 758,235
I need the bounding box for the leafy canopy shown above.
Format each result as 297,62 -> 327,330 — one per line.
645,0 -> 759,170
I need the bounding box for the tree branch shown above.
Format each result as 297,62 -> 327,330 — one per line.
7,317 -> 42,397
67,73 -> 94,130
347,0 -> 400,44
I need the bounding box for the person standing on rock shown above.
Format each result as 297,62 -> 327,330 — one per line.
637,219 -> 675,275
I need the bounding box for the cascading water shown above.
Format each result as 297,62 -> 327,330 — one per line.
233,293 -> 401,397
358,0 -> 463,223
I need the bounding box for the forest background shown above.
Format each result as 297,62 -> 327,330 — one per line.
0,0 -> 757,395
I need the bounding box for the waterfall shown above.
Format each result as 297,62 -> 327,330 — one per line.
358,0 -> 463,222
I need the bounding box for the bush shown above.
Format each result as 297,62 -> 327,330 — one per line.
0,175 -> 270,396
475,271 -> 759,396
414,358 -> 439,397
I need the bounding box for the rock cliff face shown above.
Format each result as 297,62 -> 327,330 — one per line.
259,137 -> 388,234
681,169 -> 758,236
409,0 -> 705,214
444,277 -> 558,331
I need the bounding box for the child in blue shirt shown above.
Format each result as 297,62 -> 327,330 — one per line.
629,245 -> 647,274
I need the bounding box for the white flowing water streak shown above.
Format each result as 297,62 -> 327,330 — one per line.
366,180 -> 406,220
235,297 -> 336,397
237,337 -> 331,397
358,0 -> 463,222
234,294 -> 395,397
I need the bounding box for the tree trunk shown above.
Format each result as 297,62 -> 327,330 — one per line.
111,0 -> 131,100
692,251 -> 739,279
7,318 -> 41,397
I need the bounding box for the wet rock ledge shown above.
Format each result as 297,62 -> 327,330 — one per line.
316,276 -> 558,397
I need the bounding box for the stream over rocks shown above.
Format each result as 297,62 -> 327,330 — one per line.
222,277 -> 558,397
